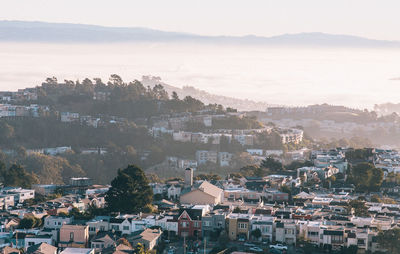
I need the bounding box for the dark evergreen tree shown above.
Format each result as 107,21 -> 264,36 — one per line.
105,165 -> 153,213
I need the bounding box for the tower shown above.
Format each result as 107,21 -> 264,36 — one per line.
185,168 -> 193,187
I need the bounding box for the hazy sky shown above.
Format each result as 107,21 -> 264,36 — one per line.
1,0 -> 400,40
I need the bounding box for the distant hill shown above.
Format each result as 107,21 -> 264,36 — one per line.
1,20 -> 400,47
140,76 -> 269,111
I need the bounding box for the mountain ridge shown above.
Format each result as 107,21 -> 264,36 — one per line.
1,20 -> 399,47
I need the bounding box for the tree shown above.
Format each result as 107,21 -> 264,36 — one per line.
171,91 -> 179,100
134,243 -> 149,254
350,163 -> 383,192
239,165 -> 268,177
105,165 -> 153,213
348,200 -> 369,217
261,157 -> 283,171
0,164 -> 38,188
19,216 -> 42,229
285,160 -> 313,170
377,228 -> 400,253
117,238 -> 132,248
251,228 -> 262,240
371,194 -> 382,203
0,121 -> 14,144
233,207 -> 241,213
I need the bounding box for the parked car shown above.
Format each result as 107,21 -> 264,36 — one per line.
269,244 -> 288,250
244,243 -> 256,247
269,249 -> 282,254
249,247 -> 263,252
167,247 -> 176,254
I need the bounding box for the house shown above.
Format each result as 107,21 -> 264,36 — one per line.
153,199 -> 177,211
246,149 -> 263,156
101,244 -> 134,254
24,234 -> 53,249
263,189 -> 289,203
60,248 -> 94,254
227,213 -> 251,241
44,216 -> 73,229
60,112 -> 80,123
150,183 -> 165,195
167,185 -> 181,200
233,134 -> 254,146
201,210 -> 226,238
0,195 -> 15,209
177,209 -> 203,238
321,227 -> 345,251
87,216 -> 110,235
59,225 -> 89,248
180,181 -> 223,205
155,215 -> 178,236
218,152 -> 233,167
130,228 -> 162,250
173,132 -> 192,142
90,233 -> 116,251
11,233 -> 33,249
109,218 -> 131,235
275,220 -> 296,245
380,182 -> 400,194
0,218 -> 19,232
251,216 -> 274,242
195,150 -> 218,164
26,243 -> 57,254
0,246 -> 20,254
69,178 -> 93,187
2,188 -> 35,204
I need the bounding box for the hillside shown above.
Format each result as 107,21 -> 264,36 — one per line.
140,76 -> 269,111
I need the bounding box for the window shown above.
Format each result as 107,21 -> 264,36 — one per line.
100,226 -> 105,231
123,226 -> 129,230
331,235 -> 343,243
285,229 -> 295,235
181,222 -> 188,228
111,225 -> 119,231
238,223 -> 247,229
194,222 -> 199,227
70,232 -> 74,241
203,221 -> 211,227
28,242 -> 34,246
89,227 -> 96,232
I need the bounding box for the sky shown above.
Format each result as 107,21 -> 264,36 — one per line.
1,0 -> 400,40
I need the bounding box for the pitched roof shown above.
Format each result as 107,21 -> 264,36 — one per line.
0,247 -> 20,254
198,181 -> 222,198
26,243 -> 57,254
138,228 -> 162,242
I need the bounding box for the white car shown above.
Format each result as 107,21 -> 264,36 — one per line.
269,244 -> 288,250
249,247 -> 263,252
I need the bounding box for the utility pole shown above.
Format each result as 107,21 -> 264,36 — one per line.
203,237 -> 206,254
183,235 -> 186,254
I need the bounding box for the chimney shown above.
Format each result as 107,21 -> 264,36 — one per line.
185,168 -> 193,187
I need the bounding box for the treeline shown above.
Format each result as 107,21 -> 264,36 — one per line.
0,118 -> 151,149
35,75 -> 209,118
